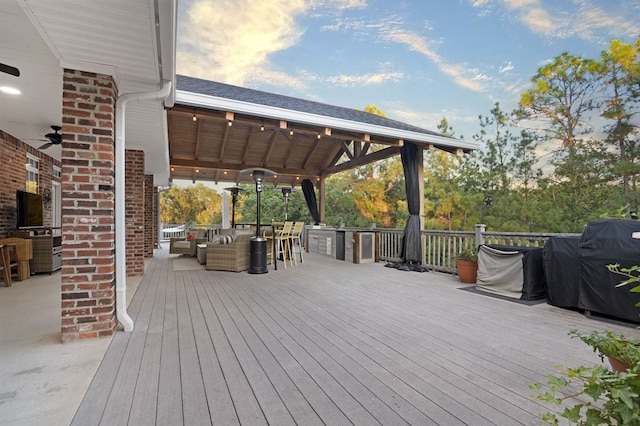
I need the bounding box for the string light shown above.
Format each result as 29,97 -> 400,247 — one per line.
260,123 -> 265,131
289,129 -> 294,136
228,120 -> 233,127
192,113 -> 197,122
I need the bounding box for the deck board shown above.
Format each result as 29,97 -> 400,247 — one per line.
72,248 -> 637,425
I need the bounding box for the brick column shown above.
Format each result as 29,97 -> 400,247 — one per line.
60,69 -> 117,342
144,174 -> 154,257
125,150 -> 145,276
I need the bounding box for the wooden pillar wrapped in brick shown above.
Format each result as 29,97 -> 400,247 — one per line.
60,69 -> 118,342
125,149 -> 145,276
144,174 -> 155,257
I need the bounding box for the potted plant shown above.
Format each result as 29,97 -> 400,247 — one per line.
530,361 -> 640,425
529,264 -> 640,424
455,246 -> 478,284
569,329 -> 640,372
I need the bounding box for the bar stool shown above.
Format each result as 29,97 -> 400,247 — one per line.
288,222 -> 304,265
264,221 -> 294,269
0,244 -> 12,287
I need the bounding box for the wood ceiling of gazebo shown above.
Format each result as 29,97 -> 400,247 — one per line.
167,76 -> 476,187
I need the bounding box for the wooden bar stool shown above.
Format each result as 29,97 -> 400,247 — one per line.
0,244 -> 12,287
288,222 -> 304,265
5,244 -> 20,282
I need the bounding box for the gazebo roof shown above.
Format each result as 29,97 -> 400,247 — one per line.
168,75 -> 478,187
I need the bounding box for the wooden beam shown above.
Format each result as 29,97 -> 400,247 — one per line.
326,146 -> 402,175
262,129 -> 278,167
170,158 -> 321,177
282,135 -> 299,169
218,122 -> 231,161
194,119 -> 203,160
341,141 -> 354,160
302,139 -> 321,169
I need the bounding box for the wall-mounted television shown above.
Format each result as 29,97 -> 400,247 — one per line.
16,190 -> 44,228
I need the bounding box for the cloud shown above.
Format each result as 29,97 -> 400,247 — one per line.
326,72 -> 404,87
177,0 -> 308,85
570,0 -> 640,40
499,62 -> 514,73
311,0 -> 367,9
470,0 -> 640,41
381,28 -> 488,92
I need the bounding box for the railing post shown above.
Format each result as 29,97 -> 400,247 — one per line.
475,224 -> 486,248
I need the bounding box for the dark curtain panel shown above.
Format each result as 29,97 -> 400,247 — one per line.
401,142 -> 422,264
301,179 -> 320,225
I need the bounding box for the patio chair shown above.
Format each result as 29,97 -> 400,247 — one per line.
169,229 -> 207,256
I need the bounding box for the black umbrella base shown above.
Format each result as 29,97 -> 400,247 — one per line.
249,237 -> 268,274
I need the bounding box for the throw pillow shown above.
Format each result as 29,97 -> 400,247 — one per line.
186,233 -> 194,241
219,234 -> 235,244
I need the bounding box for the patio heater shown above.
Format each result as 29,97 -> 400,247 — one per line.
240,167 -> 275,274
224,186 -> 244,228
278,187 -> 297,220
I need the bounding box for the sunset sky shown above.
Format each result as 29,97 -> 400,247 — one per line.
176,0 -> 639,139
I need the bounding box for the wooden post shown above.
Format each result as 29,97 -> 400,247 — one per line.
318,175 -> 326,224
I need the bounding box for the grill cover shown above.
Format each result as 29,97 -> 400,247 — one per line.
543,236 -> 581,308
476,245 -> 547,301
579,220 -> 640,323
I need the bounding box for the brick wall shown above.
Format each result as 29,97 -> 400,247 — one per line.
0,130 -> 61,238
125,150 -> 145,276
60,69 -> 118,342
144,174 -> 155,257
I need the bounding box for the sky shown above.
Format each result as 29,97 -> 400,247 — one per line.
175,0 -> 640,141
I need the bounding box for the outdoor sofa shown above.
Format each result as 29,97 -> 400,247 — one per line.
169,229 -> 207,256
205,231 -> 253,272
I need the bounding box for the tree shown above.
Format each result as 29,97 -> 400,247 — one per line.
599,38 -> 640,213
160,183 -> 223,225
520,52 -> 606,230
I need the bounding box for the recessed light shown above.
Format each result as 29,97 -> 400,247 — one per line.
0,86 -> 21,95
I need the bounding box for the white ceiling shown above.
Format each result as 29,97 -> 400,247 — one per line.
0,0 -> 176,184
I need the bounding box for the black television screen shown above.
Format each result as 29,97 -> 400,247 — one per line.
16,190 -> 44,228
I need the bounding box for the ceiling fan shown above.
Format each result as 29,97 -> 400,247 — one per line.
39,125 -> 62,149
0,62 -> 20,77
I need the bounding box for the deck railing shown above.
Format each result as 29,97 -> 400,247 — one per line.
160,223 -> 225,240
379,225 -> 580,273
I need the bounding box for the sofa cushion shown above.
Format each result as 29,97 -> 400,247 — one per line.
173,240 -> 192,249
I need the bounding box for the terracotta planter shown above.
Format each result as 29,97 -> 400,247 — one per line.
607,355 -> 630,373
456,259 -> 478,284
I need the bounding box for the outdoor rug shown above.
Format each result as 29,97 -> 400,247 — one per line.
457,285 -> 546,306
172,257 -> 204,271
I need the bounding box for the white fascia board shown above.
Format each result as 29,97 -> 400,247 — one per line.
156,0 -> 177,107
176,90 -> 479,151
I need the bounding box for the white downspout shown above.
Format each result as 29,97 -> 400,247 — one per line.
115,80 -> 172,331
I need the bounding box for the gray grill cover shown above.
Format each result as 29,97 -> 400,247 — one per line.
477,244 -> 547,300
477,245 -> 524,299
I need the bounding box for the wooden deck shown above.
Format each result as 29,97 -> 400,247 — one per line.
72,248 -> 636,425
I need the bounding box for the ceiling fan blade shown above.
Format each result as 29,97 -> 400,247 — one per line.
0,63 -> 20,77
38,142 -> 53,150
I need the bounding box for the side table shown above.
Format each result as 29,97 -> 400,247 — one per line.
196,243 -> 207,265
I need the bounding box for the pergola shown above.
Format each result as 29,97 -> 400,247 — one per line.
168,75 -> 478,223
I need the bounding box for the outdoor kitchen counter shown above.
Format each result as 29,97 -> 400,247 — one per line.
306,226 -> 379,264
